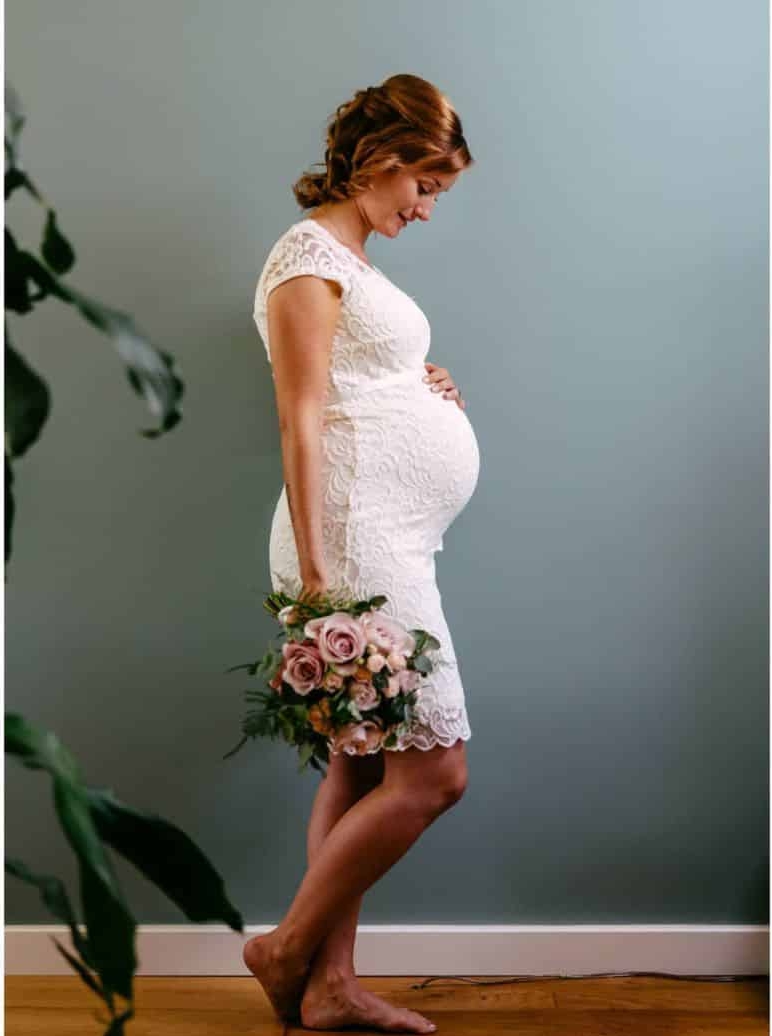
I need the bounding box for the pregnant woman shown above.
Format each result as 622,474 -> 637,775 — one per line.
244,74 -> 480,1033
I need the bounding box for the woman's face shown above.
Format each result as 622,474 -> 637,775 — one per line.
364,165 -> 462,236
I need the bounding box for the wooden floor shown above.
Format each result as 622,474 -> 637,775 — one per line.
5,974 -> 769,1034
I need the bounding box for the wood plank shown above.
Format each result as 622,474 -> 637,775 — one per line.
5,975 -> 768,1035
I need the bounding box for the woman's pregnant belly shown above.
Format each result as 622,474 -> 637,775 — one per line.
269,378 -> 480,594
321,380 -> 481,555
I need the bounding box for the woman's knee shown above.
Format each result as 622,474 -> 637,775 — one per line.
383,738 -> 468,813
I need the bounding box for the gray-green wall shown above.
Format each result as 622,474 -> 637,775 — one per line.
6,0 -> 768,926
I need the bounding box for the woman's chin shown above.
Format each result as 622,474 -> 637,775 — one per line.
376,214 -> 406,236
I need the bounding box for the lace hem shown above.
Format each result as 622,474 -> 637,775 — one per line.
328,707 -> 472,756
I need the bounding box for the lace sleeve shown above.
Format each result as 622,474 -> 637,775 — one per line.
253,226 -> 351,360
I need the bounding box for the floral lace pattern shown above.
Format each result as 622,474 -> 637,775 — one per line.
253,218 -> 480,753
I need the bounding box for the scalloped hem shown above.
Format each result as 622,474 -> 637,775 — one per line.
328,725 -> 471,756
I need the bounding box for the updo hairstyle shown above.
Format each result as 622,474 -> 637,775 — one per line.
292,73 -> 474,209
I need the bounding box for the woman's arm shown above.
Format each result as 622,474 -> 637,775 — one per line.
267,273 -> 343,587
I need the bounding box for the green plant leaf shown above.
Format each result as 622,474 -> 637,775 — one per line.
42,209 -> 76,275
5,451 -> 14,568
4,240 -> 183,439
102,1004 -> 135,1035
5,167 -> 27,201
6,713 -> 138,1000
54,777 -> 138,1001
5,81 -> 25,173
50,936 -> 107,1001
5,335 -> 51,458
85,787 -> 244,933
5,83 -> 45,204
5,713 -> 80,779
5,228 -> 70,313
5,857 -> 95,970
52,282 -> 184,438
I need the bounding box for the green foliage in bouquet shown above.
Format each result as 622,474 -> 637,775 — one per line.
223,589 -> 441,776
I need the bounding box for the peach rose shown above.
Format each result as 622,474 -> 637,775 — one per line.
281,641 -> 324,696
332,720 -> 384,756
322,670 -> 344,691
308,704 -> 333,735
386,650 -> 407,671
367,652 -> 388,673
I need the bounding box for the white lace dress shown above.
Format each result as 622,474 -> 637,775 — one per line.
252,217 -> 481,754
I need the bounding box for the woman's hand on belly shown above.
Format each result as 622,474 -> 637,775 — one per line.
422,361 -> 466,410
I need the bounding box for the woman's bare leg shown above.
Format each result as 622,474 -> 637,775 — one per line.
278,748 -> 464,961
243,739 -> 467,1030
303,750 -> 383,981
299,749 -> 444,1033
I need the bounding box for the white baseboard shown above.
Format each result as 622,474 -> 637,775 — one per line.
5,925 -> 768,977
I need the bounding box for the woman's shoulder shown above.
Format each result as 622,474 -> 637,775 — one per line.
254,218 -> 354,316
262,218 -> 350,272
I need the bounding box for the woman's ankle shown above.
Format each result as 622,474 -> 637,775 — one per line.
268,923 -> 311,967
305,958 -> 357,994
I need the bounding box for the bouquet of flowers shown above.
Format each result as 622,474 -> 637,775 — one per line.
223,588 -> 441,774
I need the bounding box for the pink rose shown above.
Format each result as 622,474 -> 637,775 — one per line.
360,611 -> 416,657
281,641 -> 324,696
304,613 -> 368,671
332,720 -> 384,756
398,669 -> 420,693
350,681 -> 379,710
322,670 -> 344,691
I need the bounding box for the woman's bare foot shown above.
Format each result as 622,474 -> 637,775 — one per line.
242,931 -> 311,1023
300,967 -> 437,1033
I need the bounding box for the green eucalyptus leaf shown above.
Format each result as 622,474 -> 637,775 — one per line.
412,653 -> 431,675
221,734 -> 248,760
298,742 -> 315,769
224,661 -> 260,676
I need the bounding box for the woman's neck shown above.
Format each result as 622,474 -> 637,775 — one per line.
307,200 -> 373,257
